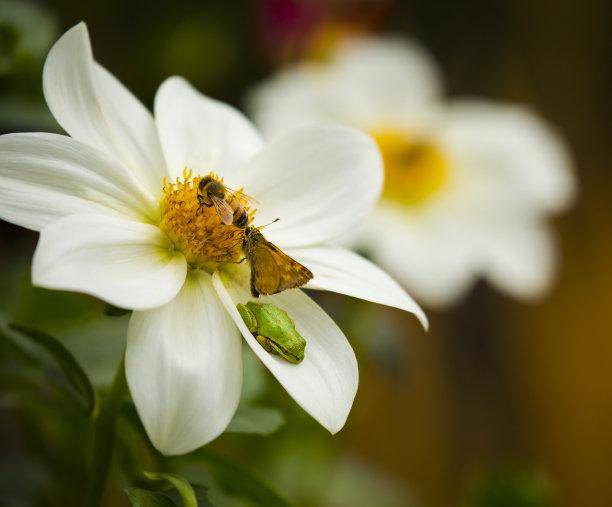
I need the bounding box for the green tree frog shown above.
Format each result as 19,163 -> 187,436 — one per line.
237,302 -> 306,364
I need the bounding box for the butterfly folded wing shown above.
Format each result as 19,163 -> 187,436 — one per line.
249,241 -> 313,297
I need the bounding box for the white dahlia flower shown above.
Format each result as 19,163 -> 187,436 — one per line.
0,24 -> 426,455
248,36 -> 576,307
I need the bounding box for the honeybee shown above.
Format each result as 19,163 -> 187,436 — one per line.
198,174 -> 253,228
226,194 -> 249,229
243,226 -> 313,297
197,175 -> 234,225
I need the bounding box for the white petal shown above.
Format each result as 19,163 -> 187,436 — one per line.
381,241 -> 476,309
248,65 -> 349,139
32,214 -> 187,310
0,133 -> 157,231
248,36 -> 442,137
441,99 -> 576,214
330,36 -> 443,127
126,271 -> 242,455
43,23 -> 166,195
154,76 -> 263,180
213,269 -> 358,433
239,125 -> 383,248
287,246 -> 427,328
356,206 -> 478,308
480,221 -> 556,300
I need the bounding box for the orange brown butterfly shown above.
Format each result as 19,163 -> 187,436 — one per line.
243,225 -> 313,297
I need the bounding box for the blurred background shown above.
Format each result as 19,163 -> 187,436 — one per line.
1,0 -> 611,506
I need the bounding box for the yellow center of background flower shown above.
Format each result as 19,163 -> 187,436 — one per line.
159,170 -> 250,271
371,129 -> 448,208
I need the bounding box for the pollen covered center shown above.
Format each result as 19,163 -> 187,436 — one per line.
371,128 -> 449,208
159,170 -> 252,270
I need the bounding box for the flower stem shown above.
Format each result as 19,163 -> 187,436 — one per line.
85,355 -> 127,506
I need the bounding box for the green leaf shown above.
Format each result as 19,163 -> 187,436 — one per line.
125,488 -> 176,507
225,405 -> 285,435
0,0 -> 58,58
8,323 -> 97,416
104,304 -> 131,317
0,325 -> 37,365
144,471 -> 198,507
125,485 -> 213,507
464,468 -> 553,507
197,451 -> 292,507
0,96 -> 59,131
165,486 -> 213,507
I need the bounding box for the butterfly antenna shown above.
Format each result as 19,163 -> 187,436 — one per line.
257,218 -> 280,230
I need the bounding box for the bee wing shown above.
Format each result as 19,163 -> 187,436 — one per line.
249,239 -> 313,296
210,194 -> 234,225
225,186 -> 260,205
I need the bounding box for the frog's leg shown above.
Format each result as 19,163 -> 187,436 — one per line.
255,335 -> 279,355
256,337 -> 302,364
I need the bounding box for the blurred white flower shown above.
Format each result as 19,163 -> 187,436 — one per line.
0,24 -> 426,455
248,36 -> 577,307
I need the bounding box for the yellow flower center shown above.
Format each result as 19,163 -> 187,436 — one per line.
370,128 -> 449,208
159,170 -> 252,271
